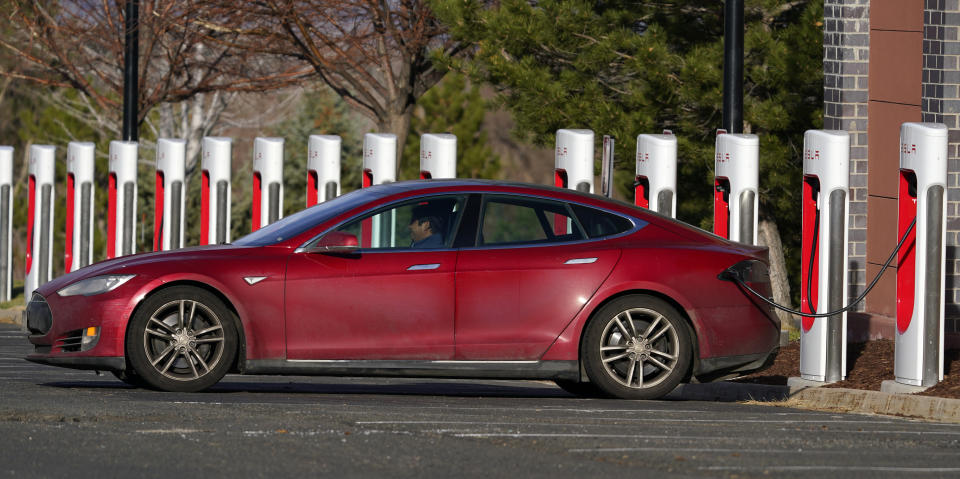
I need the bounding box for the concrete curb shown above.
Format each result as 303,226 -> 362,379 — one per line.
669,381 -> 960,423
789,387 -> 960,423
0,306 -> 24,326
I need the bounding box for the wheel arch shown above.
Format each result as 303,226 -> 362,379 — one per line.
576,289 -> 699,383
125,280 -> 248,374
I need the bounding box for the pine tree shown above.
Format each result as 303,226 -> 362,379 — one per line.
433,0 -> 824,324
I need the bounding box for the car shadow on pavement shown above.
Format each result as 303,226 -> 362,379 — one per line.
40,378 -> 587,399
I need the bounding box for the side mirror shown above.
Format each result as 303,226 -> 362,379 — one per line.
308,231 -> 360,254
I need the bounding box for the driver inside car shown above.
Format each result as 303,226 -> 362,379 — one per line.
408,205 -> 445,248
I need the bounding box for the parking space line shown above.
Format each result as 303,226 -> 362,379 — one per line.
452,433 -> 720,439
357,418 -> 902,426
568,447 -> 960,456
702,466 -> 960,473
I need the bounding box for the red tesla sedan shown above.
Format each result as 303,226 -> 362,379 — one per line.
25,180 -> 779,399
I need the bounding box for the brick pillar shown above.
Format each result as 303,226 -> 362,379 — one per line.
924,0 -> 960,335
823,0 -> 870,311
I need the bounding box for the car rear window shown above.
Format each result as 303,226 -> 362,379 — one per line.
479,196 -> 584,246
570,204 -> 634,238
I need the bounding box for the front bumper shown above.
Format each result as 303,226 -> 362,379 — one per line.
26,290 -> 134,370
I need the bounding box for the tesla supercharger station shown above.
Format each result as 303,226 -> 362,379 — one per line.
361,133 -> 397,248
713,132 -> 759,244
554,129 -> 594,193
362,133 -> 397,187
895,122 -> 948,387
0,146 -> 12,301
154,139 -> 186,251
26,145 -> 55,299
108,141 -> 138,259
799,130 -> 850,383
252,137 -> 284,232
635,131 -> 677,217
65,142 -> 95,274
201,137 -> 232,245
420,133 -> 457,179
307,134 -> 341,207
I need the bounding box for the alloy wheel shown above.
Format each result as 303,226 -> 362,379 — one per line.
142,299 -> 226,382
597,307 -> 680,390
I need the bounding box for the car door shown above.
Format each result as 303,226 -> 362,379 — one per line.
285,195 -> 466,360
454,195 -> 621,360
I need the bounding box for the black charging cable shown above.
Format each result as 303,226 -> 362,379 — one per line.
806,206 -> 820,314
730,217 -> 917,318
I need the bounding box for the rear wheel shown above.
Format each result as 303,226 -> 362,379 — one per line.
583,295 -> 691,400
126,286 -> 237,392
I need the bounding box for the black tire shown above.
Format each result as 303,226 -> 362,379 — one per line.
554,379 -> 608,398
126,286 -> 238,392
583,295 -> 692,400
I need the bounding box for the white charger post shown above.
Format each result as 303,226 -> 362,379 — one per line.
307,135 -> 341,206
154,139 -> 186,251
107,141 -> 138,259
201,137 -> 232,245
713,132 -> 759,244
798,130 -> 850,383
554,129 -> 594,193
894,123 -> 948,388
252,137 -> 284,231
0,147 -> 13,301
420,133 -> 457,179
65,142 -> 95,273
635,132 -> 677,217
26,145 -> 56,299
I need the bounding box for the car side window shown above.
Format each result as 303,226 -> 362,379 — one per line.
479,196 -> 584,246
569,204 -> 634,238
328,195 -> 466,250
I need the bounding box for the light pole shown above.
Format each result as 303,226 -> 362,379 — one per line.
122,0 -> 139,142
722,0 -> 743,134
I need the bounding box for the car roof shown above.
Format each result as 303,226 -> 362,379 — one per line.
363,179 -> 628,208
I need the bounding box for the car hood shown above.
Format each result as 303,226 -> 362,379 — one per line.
35,244 -> 281,297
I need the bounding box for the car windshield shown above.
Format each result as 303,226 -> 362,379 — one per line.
233,187 -> 384,246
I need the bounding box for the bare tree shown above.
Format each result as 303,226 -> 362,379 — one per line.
0,0 -> 311,170
197,0 -> 463,168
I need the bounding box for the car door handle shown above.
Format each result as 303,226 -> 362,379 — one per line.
407,263 -> 441,271
564,257 -> 598,265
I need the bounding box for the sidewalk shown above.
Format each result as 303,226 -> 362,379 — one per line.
668,380 -> 960,423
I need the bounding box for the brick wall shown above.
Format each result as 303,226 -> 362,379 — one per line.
924,0 -> 960,333
823,0 -> 870,309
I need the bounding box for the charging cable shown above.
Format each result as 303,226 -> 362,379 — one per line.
806,207 -> 820,314
729,216 -> 916,318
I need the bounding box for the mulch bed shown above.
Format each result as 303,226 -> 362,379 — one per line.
734,339 -> 960,399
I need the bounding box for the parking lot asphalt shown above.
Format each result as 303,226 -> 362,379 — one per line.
3,323 -> 960,478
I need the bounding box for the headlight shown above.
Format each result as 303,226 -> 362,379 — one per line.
57,275 -> 136,297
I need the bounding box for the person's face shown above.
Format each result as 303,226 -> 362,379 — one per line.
409,218 -> 431,242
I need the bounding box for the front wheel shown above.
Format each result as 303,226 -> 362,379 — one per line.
126,286 -> 238,392
583,295 -> 692,400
